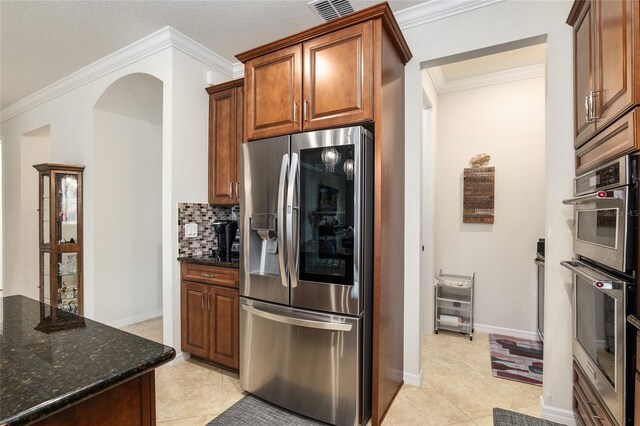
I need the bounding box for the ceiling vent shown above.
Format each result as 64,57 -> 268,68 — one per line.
308,0 -> 355,22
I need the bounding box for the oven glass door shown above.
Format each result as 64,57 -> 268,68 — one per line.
573,188 -> 628,272
575,275 -> 618,388
576,208 -> 618,249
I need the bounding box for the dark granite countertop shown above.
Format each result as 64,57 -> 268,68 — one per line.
0,295 -> 175,426
177,256 -> 240,269
628,315 -> 640,332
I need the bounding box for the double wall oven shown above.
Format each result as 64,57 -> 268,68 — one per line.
562,155 -> 637,425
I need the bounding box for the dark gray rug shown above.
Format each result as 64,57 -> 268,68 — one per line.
493,408 -> 565,425
207,395 -> 328,425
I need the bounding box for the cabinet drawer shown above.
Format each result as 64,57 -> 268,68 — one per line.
181,263 -> 239,288
573,362 -> 616,425
574,384 -> 596,426
576,108 -> 638,174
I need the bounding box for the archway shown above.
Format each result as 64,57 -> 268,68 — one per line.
93,73 -> 163,334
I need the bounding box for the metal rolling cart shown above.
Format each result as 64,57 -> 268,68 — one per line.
434,270 -> 474,340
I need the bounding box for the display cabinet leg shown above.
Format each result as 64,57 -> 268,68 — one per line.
434,329 -> 438,334
469,336 -> 473,341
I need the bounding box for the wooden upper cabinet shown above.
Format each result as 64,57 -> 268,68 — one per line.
303,22 -> 373,130
594,0 -> 635,130
568,0 -> 639,148
245,45 -> 303,140
573,1 -> 596,147
207,78 -> 244,205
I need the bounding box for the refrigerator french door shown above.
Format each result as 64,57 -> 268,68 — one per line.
239,126 -> 373,426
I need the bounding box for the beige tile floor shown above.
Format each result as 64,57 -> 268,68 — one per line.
121,319 -> 542,425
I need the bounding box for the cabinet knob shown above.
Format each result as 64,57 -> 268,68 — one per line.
208,292 -> 212,310
293,102 -> 299,123
201,273 -> 216,278
228,182 -> 233,198
303,100 -> 309,122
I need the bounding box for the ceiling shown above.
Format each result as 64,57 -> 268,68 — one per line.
428,44 -> 546,94
0,0 -> 423,110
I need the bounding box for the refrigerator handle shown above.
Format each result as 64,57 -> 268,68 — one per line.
278,154 -> 289,288
287,152 -> 299,289
242,304 -> 353,332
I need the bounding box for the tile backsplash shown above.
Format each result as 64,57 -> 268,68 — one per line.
178,203 -> 239,257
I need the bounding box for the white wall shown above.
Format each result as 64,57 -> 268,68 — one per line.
434,77 -> 545,334
19,131 -> 51,300
402,1 -> 575,420
93,105 -> 162,325
1,28 -> 231,359
0,140 -> 3,293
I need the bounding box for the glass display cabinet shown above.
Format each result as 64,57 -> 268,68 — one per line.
33,163 -> 85,315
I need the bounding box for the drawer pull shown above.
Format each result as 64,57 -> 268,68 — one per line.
200,273 -> 216,278
591,415 -> 604,421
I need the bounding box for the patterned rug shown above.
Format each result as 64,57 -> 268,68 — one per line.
490,334 -> 543,386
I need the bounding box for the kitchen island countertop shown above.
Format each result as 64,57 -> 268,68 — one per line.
0,295 -> 175,426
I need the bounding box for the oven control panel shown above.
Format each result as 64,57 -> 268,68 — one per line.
575,155 -> 631,196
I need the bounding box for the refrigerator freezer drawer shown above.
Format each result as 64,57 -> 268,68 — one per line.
240,298 -> 363,426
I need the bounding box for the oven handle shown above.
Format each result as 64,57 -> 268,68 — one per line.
560,260 -> 627,290
562,190 -> 622,205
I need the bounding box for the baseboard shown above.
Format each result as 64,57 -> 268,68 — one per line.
540,396 -> 576,425
403,369 -> 422,387
110,309 -> 162,329
168,351 -> 187,367
474,323 -> 539,340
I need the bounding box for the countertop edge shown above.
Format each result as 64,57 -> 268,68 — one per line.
177,256 -> 239,269
4,348 -> 176,426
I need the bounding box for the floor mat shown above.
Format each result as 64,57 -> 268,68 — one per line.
207,394 -> 328,425
490,333 -> 543,386
493,408 -> 564,425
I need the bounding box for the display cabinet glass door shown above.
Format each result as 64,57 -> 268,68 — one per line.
34,163 -> 84,315
298,145 -> 355,285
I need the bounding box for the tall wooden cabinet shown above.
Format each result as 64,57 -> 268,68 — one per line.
569,0 -> 640,154
207,78 -> 244,205
241,20 -> 375,140
34,163 -> 84,315
180,263 -> 240,371
236,5 -> 412,425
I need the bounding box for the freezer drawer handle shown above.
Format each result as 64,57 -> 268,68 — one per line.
242,304 -> 352,332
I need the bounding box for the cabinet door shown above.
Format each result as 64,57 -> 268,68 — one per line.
635,372 -> 640,426
594,0 -> 635,132
209,88 -> 238,205
303,22 -> 373,131
245,45 -> 302,140
208,286 -> 239,370
181,281 -> 209,358
234,85 -> 244,203
574,0 -> 596,148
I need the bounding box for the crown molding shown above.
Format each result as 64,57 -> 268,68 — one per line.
232,62 -> 245,79
428,63 -> 545,94
1,26 -> 235,123
395,0 -> 504,30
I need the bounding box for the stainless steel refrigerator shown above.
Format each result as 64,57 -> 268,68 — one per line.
239,126 -> 373,426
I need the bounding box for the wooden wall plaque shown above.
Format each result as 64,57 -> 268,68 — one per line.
463,167 -> 495,224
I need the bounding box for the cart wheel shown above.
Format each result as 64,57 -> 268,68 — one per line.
435,330 -> 438,334
469,336 -> 473,341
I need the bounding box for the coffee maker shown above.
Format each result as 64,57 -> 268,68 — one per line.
213,220 -> 238,262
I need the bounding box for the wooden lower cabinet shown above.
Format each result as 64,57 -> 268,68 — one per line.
180,264 -> 239,372
573,361 -> 616,425
635,372 -> 640,426
32,371 -> 156,426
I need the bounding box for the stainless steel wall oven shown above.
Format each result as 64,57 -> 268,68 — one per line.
562,155 -> 638,426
